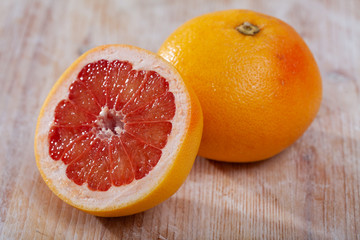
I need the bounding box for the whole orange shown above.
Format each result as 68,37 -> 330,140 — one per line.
158,10 -> 322,162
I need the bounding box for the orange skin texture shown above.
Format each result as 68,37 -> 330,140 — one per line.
158,10 -> 322,162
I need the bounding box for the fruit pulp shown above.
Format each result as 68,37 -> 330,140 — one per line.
48,60 -> 176,191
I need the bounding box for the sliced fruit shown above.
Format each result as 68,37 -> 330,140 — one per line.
34,45 -> 203,217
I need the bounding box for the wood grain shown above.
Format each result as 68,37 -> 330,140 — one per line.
0,0 -> 359,239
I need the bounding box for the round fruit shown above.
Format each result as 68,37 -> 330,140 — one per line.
158,9 -> 322,162
34,45 -> 203,217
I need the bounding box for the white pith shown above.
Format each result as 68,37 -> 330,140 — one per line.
35,46 -> 190,210
96,106 -> 125,138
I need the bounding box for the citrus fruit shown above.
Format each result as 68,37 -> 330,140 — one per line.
158,9 -> 322,162
34,44 -> 203,217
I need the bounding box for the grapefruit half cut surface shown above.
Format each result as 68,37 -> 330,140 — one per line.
34,45 -> 203,217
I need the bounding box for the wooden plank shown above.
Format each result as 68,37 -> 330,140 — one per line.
0,0 -> 359,239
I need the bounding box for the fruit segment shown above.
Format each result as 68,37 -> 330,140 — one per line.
49,126 -> 92,160
61,133 -> 95,164
125,122 -> 172,148
78,60 -> 108,106
114,70 -> 146,111
69,81 -> 101,115
54,100 -> 97,126
86,140 -> 112,191
106,60 -> 132,109
109,136 -> 134,186
49,60 -> 176,191
122,71 -> 169,114
125,92 -> 175,122
121,132 -> 162,180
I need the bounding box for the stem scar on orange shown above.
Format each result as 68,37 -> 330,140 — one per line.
34,45 -> 203,217
158,9 -> 322,162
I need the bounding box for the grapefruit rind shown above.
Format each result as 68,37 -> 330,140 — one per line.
158,10 -> 322,162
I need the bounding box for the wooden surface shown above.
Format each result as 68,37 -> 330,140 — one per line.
1,0 -> 359,239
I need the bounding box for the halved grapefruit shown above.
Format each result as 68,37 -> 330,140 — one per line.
34,45 -> 203,217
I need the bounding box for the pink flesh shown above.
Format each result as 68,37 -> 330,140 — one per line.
48,60 -> 176,191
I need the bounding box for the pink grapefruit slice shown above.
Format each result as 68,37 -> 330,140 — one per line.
34,45 -> 203,217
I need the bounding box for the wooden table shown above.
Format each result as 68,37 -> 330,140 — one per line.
1,0 -> 359,239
